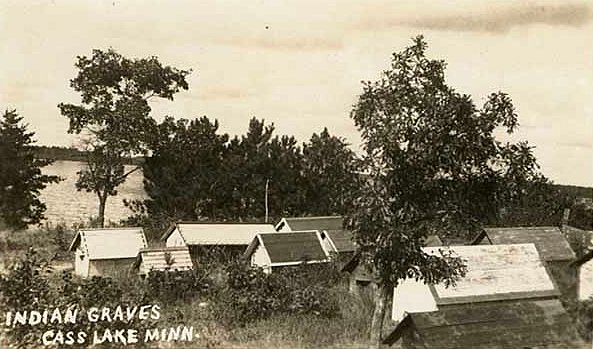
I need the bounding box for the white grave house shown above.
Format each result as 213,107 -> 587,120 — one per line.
161,222 -> 276,263
69,227 -> 147,278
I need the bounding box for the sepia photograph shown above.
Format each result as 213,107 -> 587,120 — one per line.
1,0 -> 592,348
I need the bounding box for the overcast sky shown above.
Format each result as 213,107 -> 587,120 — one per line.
1,0 -> 592,186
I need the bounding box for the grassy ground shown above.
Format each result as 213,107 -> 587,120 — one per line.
0,225 -> 377,349
0,226 -> 74,273
147,291 -> 375,349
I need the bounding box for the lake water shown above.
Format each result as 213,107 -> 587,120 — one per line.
39,160 -> 147,227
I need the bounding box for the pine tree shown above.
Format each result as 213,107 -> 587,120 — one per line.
0,109 -> 60,229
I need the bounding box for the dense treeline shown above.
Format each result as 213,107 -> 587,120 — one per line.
125,116 -> 360,238
32,145 -> 142,165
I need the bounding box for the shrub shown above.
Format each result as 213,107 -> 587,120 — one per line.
213,259 -> 290,327
214,259 -> 344,327
0,249 -> 155,348
144,268 -> 211,304
288,285 -> 339,317
0,248 -> 54,348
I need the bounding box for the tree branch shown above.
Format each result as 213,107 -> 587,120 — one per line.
114,165 -> 141,182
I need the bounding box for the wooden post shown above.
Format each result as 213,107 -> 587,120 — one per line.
265,179 -> 269,223
561,208 -> 570,227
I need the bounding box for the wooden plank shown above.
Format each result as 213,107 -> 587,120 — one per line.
412,299 -> 565,328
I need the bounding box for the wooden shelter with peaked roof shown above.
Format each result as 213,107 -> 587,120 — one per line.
69,227 -> 147,278
383,243 -> 585,348
470,226 -> 577,299
161,222 -> 276,263
132,246 -> 193,277
342,235 -> 443,296
243,231 -> 330,273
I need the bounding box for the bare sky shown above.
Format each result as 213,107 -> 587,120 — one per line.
1,0 -> 592,186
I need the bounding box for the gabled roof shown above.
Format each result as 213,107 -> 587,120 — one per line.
244,231 -> 330,265
275,215 -> 343,232
160,222 -> 276,245
471,226 -> 576,262
132,246 -> 193,273
562,225 -> 593,252
323,230 -> 356,253
69,227 -> 147,260
341,235 -> 442,273
423,235 -> 443,247
424,244 -> 559,304
383,298 -> 585,347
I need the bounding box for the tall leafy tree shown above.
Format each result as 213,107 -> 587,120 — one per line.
58,49 -> 190,227
141,116 -> 229,222
348,36 -> 546,347
302,127 -> 359,216
0,110 -> 60,229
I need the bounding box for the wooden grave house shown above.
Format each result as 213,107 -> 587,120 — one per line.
69,227 -> 147,278
243,231 -> 330,274
383,243 -> 585,348
160,222 -> 276,263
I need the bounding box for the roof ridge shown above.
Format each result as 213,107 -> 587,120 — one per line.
139,246 -> 188,252
176,221 -> 273,225
79,227 -> 143,232
286,216 -> 342,221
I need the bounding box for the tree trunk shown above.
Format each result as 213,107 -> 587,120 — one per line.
97,192 -> 107,228
369,282 -> 389,349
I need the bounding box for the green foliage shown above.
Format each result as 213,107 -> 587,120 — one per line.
0,110 -> 61,229
0,249 -> 54,348
143,269 -> 211,304
302,127 -> 360,216
215,259 -> 289,326
58,49 -> 190,227
0,251 -> 156,348
140,116 -> 229,221
222,118 -> 306,220
348,35 -> 547,287
132,116 -> 360,225
214,259 -> 344,327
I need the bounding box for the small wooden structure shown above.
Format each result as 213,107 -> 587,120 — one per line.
69,227 -> 147,278
341,235 -> 442,296
572,250 -> 593,301
243,231 -> 330,273
132,246 -> 193,277
470,226 -> 577,299
161,222 -> 276,262
383,243 -> 585,348
274,215 -> 343,232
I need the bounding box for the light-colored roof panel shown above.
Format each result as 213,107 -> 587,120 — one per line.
424,244 -> 558,303
177,223 -> 276,245
79,228 -> 147,260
